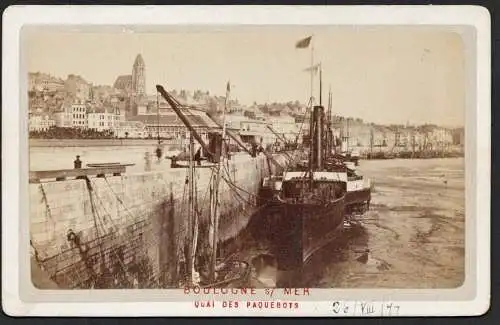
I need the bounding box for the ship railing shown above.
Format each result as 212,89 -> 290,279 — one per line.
276,191 -> 346,207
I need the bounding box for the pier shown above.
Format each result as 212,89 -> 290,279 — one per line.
29,154 -> 287,289
29,164 -> 135,183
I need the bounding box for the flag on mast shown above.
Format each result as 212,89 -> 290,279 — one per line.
295,36 -> 312,49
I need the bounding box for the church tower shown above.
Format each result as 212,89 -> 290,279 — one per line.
132,54 -> 146,96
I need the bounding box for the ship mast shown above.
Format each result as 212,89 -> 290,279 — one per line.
370,126 -> 374,156
411,130 -> 416,158
187,131 -> 195,285
209,81 -> 230,282
316,64 -> 323,170
346,118 -> 349,154
326,86 -> 333,158
156,83 -> 273,285
305,38 -> 315,185
157,92 -> 161,144
319,63 -> 322,106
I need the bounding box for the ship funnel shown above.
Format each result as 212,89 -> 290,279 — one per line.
312,105 -> 325,170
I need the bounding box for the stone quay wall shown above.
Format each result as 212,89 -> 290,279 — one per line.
30,154 -> 287,289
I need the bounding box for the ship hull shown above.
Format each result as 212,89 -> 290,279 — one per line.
266,195 -> 346,271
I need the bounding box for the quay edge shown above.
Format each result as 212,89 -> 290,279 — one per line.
29,153 -> 287,289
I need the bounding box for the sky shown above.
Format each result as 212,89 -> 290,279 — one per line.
23,26 -> 465,126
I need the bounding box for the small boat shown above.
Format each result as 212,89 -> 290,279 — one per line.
324,157 -> 371,215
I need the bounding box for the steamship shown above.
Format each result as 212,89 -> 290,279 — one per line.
257,94 -> 372,270
258,105 -> 348,270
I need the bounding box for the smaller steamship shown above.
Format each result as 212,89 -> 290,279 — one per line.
257,79 -> 371,271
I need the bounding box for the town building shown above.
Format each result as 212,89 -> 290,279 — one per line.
269,115 -> 300,142
91,85 -> 120,105
113,54 -> 146,98
113,121 -> 147,138
132,54 -> 146,96
452,128 -> 465,146
87,111 -> 121,132
28,72 -> 65,92
53,111 -> 72,128
113,75 -> 133,94
225,114 -> 274,145
128,112 -> 218,141
65,74 -> 91,102
29,114 -> 56,132
71,104 -> 88,128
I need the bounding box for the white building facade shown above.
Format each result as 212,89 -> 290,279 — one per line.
88,112 -> 121,131
270,116 -> 300,142
113,121 -> 147,138
53,112 -> 72,128
29,114 -> 56,131
71,104 -> 87,128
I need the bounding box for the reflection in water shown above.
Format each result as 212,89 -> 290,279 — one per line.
250,254 -> 278,287
298,224 -> 370,287
144,151 -> 152,172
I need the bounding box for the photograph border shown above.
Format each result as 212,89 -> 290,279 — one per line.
2,5 -> 491,316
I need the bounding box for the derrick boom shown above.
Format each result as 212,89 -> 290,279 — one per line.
156,85 -> 213,159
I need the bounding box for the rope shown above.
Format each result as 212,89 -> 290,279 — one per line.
90,178 -> 155,284
103,175 -> 189,268
83,178 -> 106,287
30,239 -> 42,264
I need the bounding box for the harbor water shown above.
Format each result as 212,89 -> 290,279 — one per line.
302,157 -> 465,288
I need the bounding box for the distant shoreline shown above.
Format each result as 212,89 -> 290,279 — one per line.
29,138 -> 179,148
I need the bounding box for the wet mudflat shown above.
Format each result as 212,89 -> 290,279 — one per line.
301,158 -> 465,288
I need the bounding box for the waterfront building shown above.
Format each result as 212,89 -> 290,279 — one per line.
452,128 -> 465,146
431,128 -> 454,146
87,111 -> 121,132
371,126 -> 389,148
53,102 -> 73,128
53,111 -> 72,128
345,121 -> 372,149
239,118 -> 274,145
113,121 -> 147,138
133,96 -> 150,116
128,112 -> 218,140
29,114 -> 56,132
269,115 -> 300,142
144,95 -> 170,115
71,103 -> 88,129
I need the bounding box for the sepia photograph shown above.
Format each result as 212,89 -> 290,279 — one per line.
2,5 -> 490,317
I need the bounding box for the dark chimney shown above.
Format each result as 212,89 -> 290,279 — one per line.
312,105 -> 324,170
